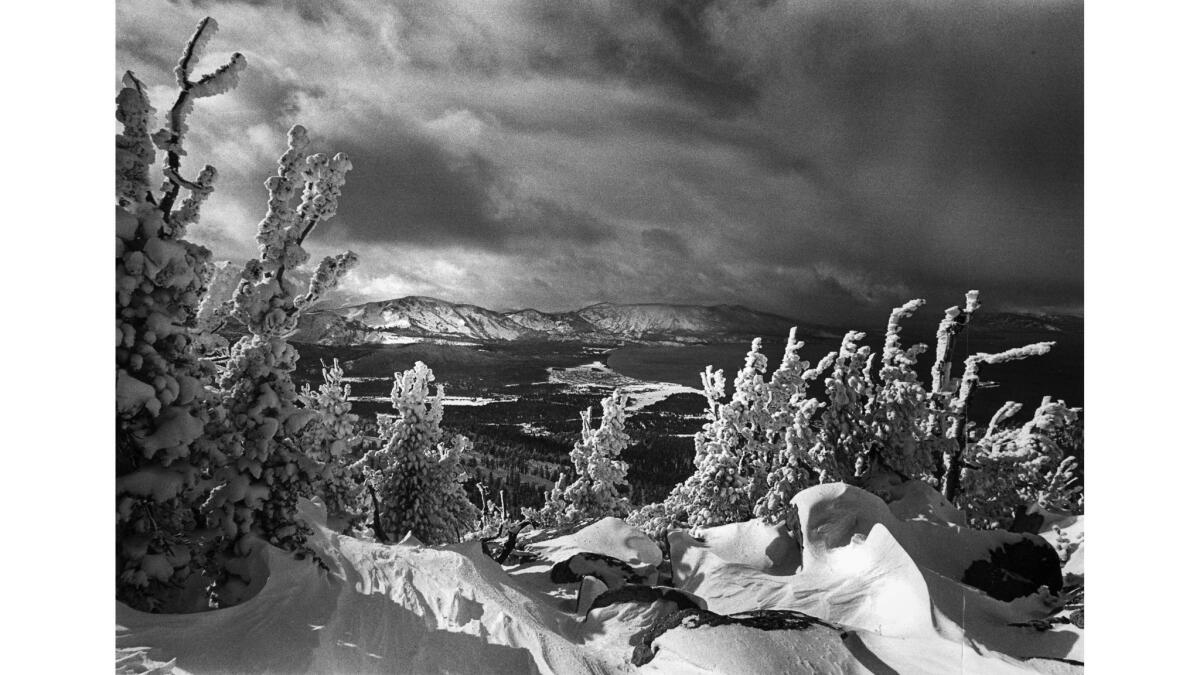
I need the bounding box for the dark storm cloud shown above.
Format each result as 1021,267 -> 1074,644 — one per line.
696,0 -> 1084,319
323,131 -> 617,251
118,0 -> 1083,323
520,0 -> 759,113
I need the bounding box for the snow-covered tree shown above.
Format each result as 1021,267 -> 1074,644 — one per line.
115,18 -> 245,611
936,339 -> 1055,501
202,122 -> 357,600
359,362 -> 479,544
532,473 -> 572,528
958,396 -> 1083,528
634,330 -> 835,533
116,17 -> 360,609
539,390 -> 633,526
297,359 -> 366,533
630,292 -> 1081,536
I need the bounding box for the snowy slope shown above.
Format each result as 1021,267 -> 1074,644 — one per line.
575,302 -> 797,340
664,484 -> 1082,673
336,296 -> 534,341
505,309 -> 600,338
117,501 -> 633,674
117,486 -> 1082,674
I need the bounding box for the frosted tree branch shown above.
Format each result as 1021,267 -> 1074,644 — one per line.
156,18 -> 246,219
931,290 -> 981,395
943,340 -> 1055,501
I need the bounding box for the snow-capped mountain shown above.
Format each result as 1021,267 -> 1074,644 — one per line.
293,296 -> 817,345
337,296 -> 534,341
576,302 -> 799,340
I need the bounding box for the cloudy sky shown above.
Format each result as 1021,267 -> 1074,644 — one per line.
116,0 -> 1082,324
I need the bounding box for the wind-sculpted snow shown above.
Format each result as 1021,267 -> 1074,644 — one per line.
117,492 -> 1080,674
667,483 -> 1082,673
526,516 -> 663,572
117,501 -> 631,674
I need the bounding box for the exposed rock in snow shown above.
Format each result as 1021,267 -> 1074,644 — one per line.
634,608 -> 858,673
550,553 -> 650,590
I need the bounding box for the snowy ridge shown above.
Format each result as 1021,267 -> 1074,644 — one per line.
576,302 -> 796,340
294,296 -> 814,345
339,296 -> 534,341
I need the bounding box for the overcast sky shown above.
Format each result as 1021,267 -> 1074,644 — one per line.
117,0 -> 1082,324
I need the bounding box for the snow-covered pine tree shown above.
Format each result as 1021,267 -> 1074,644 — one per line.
115,18 -> 246,611
630,292 -> 1080,537
541,390 -> 633,526
958,396 -> 1083,528
633,332 -> 830,533
533,473 -> 572,529
203,123 -> 357,597
755,331 -> 833,522
668,340 -> 774,528
297,359 -> 366,533
937,336 -> 1056,502
864,299 -> 941,479
360,362 -> 479,544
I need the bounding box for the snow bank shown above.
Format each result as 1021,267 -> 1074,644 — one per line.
117,502 -> 632,674
664,483 -> 1082,673
117,490 -> 1081,674
526,517 -> 662,570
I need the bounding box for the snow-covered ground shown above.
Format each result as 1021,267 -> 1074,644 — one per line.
337,359 -> 700,412
548,361 -> 703,411
117,483 -> 1082,674
350,393 -> 519,407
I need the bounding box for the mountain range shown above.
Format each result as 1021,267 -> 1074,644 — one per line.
292,296 -> 828,346
289,294 -> 1083,347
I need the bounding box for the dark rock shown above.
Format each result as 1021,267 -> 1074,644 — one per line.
549,552 -> 647,588
587,586 -> 704,614
1008,505 -> 1046,534
962,536 -> 1063,601
631,608 -> 845,667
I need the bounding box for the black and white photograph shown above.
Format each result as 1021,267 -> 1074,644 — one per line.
105,0 -> 1123,671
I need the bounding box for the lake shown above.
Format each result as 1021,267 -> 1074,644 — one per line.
607,337 -> 846,391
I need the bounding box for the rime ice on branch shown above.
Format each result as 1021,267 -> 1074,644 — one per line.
154,17 -> 246,225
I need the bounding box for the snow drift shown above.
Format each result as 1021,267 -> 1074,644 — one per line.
117,485 -> 1081,674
